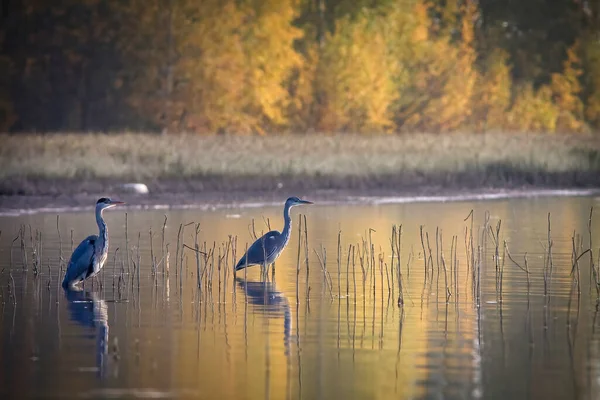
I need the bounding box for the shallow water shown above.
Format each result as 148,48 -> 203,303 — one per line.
0,195 -> 599,399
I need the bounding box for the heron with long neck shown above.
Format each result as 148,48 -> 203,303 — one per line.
235,196 -> 313,272
62,197 -> 125,290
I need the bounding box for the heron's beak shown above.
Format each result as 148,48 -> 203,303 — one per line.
110,200 -> 126,206
299,199 -> 313,205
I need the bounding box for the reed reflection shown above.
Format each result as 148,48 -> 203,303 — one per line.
64,289 -> 110,379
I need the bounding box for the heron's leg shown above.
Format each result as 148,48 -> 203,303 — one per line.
271,262 -> 276,283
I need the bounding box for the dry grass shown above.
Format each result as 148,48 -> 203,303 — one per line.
0,132 -> 599,192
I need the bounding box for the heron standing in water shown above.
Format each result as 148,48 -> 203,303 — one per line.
235,196 -> 313,273
62,197 -> 125,290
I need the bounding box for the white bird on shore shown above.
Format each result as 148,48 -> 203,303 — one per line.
62,197 -> 125,290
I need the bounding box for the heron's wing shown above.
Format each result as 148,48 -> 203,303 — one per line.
62,235 -> 97,287
235,230 -> 281,270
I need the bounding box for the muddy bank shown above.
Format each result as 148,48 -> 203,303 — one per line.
1,172 -> 599,214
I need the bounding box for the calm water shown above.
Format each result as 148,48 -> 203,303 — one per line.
0,195 -> 599,400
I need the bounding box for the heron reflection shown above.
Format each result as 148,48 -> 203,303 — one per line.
64,288 -> 109,378
236,277 -> 291,356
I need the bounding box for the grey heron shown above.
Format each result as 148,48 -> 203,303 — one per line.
62,197 -> 125,290
235,196 -> 313,272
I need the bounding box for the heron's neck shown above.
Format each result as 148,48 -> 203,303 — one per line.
96,207 -> 108,252
282,203 -> 292,241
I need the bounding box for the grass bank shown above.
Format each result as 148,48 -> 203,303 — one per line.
0,132 -> 599,195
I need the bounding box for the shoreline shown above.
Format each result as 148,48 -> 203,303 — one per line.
1,177 -> 598,216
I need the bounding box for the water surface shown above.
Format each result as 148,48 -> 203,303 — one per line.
0,195 -> 599,399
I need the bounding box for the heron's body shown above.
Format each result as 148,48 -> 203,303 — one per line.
235,197 -> 312,271
62,198 -> 124,290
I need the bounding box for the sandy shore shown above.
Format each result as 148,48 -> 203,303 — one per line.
1,176 -> 599,216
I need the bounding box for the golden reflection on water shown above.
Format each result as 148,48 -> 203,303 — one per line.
0,195 -> 599,399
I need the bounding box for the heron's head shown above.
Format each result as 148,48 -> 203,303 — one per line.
96,197 -> 125,211
286,196 -> 313,207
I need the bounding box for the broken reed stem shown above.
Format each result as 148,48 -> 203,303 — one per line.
195,224 -> 201,292
504,239 -> 530,300
10,234 -> 18,269
589,207 -> 598,292
524,253 -> 530,290
314,247 -> 334,300
20,225 -> 27,270
572,232 -> 581,294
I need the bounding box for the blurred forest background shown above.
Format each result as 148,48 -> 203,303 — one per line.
1,0 -> 600,135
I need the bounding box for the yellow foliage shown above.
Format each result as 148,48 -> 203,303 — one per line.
471,49 -> 512,132
286,45 -> 318,131
315,12 -> 397,133
396,0 -> 477,132
507,84 -> 560,132
239,0 -> 304,133
550,40 -> 585,132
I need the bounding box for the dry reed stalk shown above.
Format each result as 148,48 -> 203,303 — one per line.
369,229 -> 376,297
346,244 -> 351,297
150,228 -> 156,276
464,210 -> 474,292
547,213 -> 553,291
337,231 -> 341,299
20,225 -> 27,270
390,226 -> 396,296
425,232 -> 434,277
303,215 -> 310,301
56,215 -> 64,273
435,227 -> 440,274
195,224 -> 201,292
351,245 -> 357,301
10,234 -> 18,269
314,247 -> 334,300
175,223 -> 183,278
112,247 -> 119,288
161,215 -> 167,276
589,208 -> 598,295
420,225 -> 427,276
296,215 -> 303,304
125,213 -> 130,275
136,232 -> 141,289
524,253 -> 530,290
